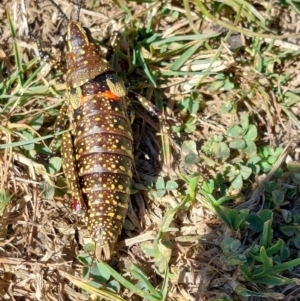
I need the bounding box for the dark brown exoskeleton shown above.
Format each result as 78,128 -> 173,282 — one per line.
43,0 -> 134,260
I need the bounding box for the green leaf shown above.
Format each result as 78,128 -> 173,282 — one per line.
281,209 -> 292,223
182,140 -> 198,155
135,44 -> 157,87
91,262 -> 111,284
229,138 -> 246,149
248,156 -> 261,164
280,245 -> 290,261
240,114 -> 249,130
266,239 -> 284,256
49,156 -> 62,175
208,80 -> 224,92
84,243 -> 95,253
243,124 -> 257,141
215,142 -> 230,161
182,140 -> 200,164
235,285 -> 283,298
107,280 -> 121,294
247,214 -> 264,232
260,210 -> 273,223
98,261 -> 160,301
141,241 -> 156,257
264,181 -> 277,193
186,174 -> 200,200
220,238 -> 241,255
40,182 -> 55,199
96,261 -> 111,281
251,275 -> 294,285
272,190 -> 284,206
166,181 -> 178,190
240,165 -> 252,180
221,101 -> 233,113
274,147 -> 283,157
214,206 -> 244,229
231,174 -> 243,190
202,179 -> 215,194
160,265 -> 169,300
78,253 -> 93,266
156,239 -> 173,273
185,154 -> 200,164
260,161 -> 272,172
260,220 -> 272,248
268,155 -> 279,164
260,246 -> 273,273
223,79 -> 234,91
226,254 -> 247,265
271,257 -> 300,274
170,43 -> 201,71
21,130 -> 35,150
224,164 -> 238,178
280,225 -> 295,236
244,141 -> 257,157
29,114 -> 44,130
183,116 -> 197,133
232,209 -> 250,230
156,177 -> 165,198
294,237 -> 300,249
227,125 -> 243,137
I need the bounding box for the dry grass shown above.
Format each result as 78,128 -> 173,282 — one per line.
1,0 -> 300,300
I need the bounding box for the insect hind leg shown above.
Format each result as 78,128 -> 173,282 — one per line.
105,31 -> 121,62
128,91 -> 171,130
32,35 -> 67,73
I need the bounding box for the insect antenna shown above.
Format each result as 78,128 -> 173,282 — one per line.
76,0 -> 84,22
46,0 -> 69,23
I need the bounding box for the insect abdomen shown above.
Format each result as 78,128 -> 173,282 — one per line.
73,75 -> 134,259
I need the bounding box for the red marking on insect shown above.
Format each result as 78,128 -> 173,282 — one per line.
73,197 -> 86,214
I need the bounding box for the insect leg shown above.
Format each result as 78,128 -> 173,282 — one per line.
128,91 -> 172,131
48,103 -> 68,154
105,31 -> 121,62
61,131 -> 86,213
33,36 -> 67,73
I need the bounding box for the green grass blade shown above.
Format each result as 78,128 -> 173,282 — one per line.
97,262 -> 162,301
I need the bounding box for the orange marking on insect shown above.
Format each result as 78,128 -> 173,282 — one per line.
80,90 -> 120,104
100,90 -> 120,101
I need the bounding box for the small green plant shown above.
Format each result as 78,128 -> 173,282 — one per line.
199,178 -> 249,230
222,162 -> 253,190
279,209 -> 300,252
141,206 -> 175,274
219,211 -> 300,287
201,134 -> 230,162
149,176 -> 178,199
201,114 -> 260,190
77,255 -> 169,301
173,91 -> 203,134
208,73 -> 235,92
287,160 -> 300,185
226,114 -> 257,157
258,146 -> 283,173
202,114 -> 258,161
